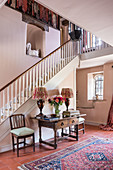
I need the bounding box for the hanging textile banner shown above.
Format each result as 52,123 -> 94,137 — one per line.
100,96 -> 113,131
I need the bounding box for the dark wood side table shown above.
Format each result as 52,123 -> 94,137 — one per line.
31,116 -> 79,149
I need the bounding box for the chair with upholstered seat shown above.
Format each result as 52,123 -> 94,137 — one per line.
77,117 -> 85,134
70,114 -> 85,137
10,114 -> 35,157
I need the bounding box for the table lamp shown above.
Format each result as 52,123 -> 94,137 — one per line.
32,87 -> 48,118
61,88 -> 73,111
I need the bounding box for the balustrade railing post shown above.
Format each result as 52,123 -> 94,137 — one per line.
33,67 -> 35,90
3,90 -> 5,120
18,78 -> 21,107
23,75 -> 25,103
36,65 -> 38,87
44,59 -> 47,84
42,61 -> 44,86
7,87 -> 10,117
39,63 -> 41,86
11,83 -> 14,112
15,80 -> 17,109
29,70 -> 32,96
0,92 -> 1,123
47,57 -> 49,81
64,44 -> 66,66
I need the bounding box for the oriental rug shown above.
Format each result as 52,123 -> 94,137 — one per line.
18,137 -> 113,170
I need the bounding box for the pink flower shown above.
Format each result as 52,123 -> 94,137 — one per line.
55,99 -> 59,103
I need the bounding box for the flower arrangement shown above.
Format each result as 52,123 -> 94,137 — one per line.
48,96 -> 64,117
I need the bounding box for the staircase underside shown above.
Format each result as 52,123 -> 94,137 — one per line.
38,0 -> 113,46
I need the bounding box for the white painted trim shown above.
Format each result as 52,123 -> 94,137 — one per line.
0,144 -> 12,153
85,120 -> 106,126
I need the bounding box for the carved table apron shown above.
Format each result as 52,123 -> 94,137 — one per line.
35,116 -> 79,149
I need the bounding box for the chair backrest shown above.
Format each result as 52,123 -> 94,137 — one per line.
10,114 -> 25,130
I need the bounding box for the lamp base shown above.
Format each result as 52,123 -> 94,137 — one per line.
65,98 -> 70,111
36,99 -> 45,118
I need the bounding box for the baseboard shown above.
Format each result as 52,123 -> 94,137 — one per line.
85,120 -> 106,126
0,144 -> 12,153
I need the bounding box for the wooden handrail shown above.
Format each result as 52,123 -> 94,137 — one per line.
0,39 -> 71,92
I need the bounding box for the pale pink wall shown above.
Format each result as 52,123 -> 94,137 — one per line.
77,62 -> 113,125
0,6 -> 40,89
45,27 -> 60,56
57,70 -> 75,109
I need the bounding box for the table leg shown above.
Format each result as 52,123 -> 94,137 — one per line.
61,128 -> 63,137
39,121 -> 42,143
54,129 -> 57,149
75,124 -> 79,141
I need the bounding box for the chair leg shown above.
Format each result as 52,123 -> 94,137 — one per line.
17,138 -> 19,157
12,136 -> 15,152
24,138 -> 26,147
33,133 -> 35,152
83,122 -> 85,134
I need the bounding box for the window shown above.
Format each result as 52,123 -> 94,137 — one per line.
88,72 -> 104,100
94,74 -> 103,99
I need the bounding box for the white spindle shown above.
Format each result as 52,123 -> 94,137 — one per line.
18,78 -> 21,106
70,41 -> 73,60
15,80 -> 17,109
26,72 -> 28,99
3,90 -> 5,120
39,63 -> 41,86
52,53 -> 54,76
42,61 -> 44,86
50,55 -> 52,79
11,83 -> 14,112
33,67 -> 35,90
29,70 -> 32,96
7,87 -> 10,116
48,58 -> 49,81
62,46 -> 64,68
57,50 -> 60,72
69,42 -> 71,61
36,65 -> 38,87
64,44 -> 66,66
54,52 -> 57,74
0,92 -> 1,123
23,75 -> 25,103
67,43 -> 69,63
44,60 -> 46,84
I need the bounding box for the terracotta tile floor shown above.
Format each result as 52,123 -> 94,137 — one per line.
0,125 -> 113,170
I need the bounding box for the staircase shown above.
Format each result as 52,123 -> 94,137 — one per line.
0,40 -> 79,124
0,35 -> 111,124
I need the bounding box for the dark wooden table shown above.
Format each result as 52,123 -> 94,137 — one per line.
32,116 -> 79,149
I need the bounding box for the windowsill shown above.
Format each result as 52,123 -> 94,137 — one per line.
88,99 -> 106,102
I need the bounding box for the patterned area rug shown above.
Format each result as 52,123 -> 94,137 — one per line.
18,137 -> 113,170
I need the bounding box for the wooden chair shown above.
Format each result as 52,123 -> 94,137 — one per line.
9,114 -> 35,157
70,114 -> 86,137
77,117 -> 85,134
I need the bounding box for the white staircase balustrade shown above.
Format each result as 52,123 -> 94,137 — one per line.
0,36 -> 111,124
0,40 -> 76,123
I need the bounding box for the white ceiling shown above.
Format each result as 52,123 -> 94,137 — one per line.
38,0 -> 113,46
38,0 -> 113,68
